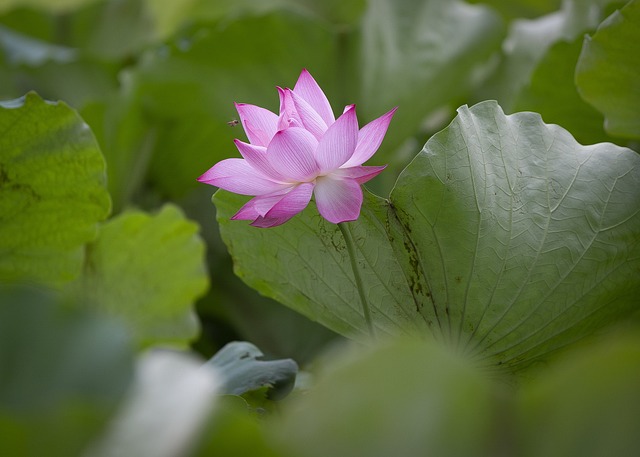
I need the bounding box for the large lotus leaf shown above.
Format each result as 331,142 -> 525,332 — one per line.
0,285 -> 134,457
0,92 -> 111,285
215,100 -> 640,371
576,0 -> 640,139
215,190 -> 423,340
389,100 -> 640,368
80,204 -> 208,348
517,330 -> 640,457
274,338 -> 499,457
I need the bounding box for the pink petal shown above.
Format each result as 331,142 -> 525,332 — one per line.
293,69 -> 335,127
231,198 -> 261,221
232,187 -> 293,220
250,216 -> 295,228
231,184 -> 314,228
235,103 -> 278,147
333,165 -> 387,184
277,87 -> 303,131
264,182 -> 314,219
197,158 -> 286,195
234,139 -> 286,182
315,105 -> 358,173
289,89 -> 328,140
341,107 -> 397,168
267,127 -> 320,182
314,175 -> 363,223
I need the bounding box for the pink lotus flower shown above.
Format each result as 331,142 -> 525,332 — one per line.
198,69 -> 396,228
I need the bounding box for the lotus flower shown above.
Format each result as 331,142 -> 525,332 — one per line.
198,69 -> 396,228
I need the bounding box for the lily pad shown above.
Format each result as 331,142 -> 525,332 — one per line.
389,100 -> 640,368
0,92 -> 111,285
81,204 -> 209,348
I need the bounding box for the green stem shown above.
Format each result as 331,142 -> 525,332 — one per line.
338,222 -> 375,340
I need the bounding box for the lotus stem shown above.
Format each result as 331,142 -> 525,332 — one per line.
338,222 -> 376,340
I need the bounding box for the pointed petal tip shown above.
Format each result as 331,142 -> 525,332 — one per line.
197,167 -> 214,184
377,106 -> 398,120
231,214 -> 254,223
298,68 -> 312,80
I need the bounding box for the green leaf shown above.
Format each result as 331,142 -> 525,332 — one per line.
359,0 -> 504,150
389,100 -> 640,368
480,0 -> 618,111
0,22 -> 119,108
480,10 -> 568,110
275,338 -> 499,457
194,395 -> 282,457
0,284 -> 134,457
0,92 -> 111,285
513,38 -> 612,147
81,0 -> 157,60
204,341 -> 298,399
80,204 -> 208,348
576,0 -> 640,139
215,190 -> 420,340
180,0 -> 366,28
144,0 -> 365,41
80,92 -> 155,213
143,0 -> 201,42
215,101 -> 640,371
517,330 -> 640,457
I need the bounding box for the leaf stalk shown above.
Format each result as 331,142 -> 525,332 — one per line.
338,222 -> 376,340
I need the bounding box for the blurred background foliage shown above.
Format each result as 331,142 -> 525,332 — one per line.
2,0 -> 634,363
1,0 -> 639,455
